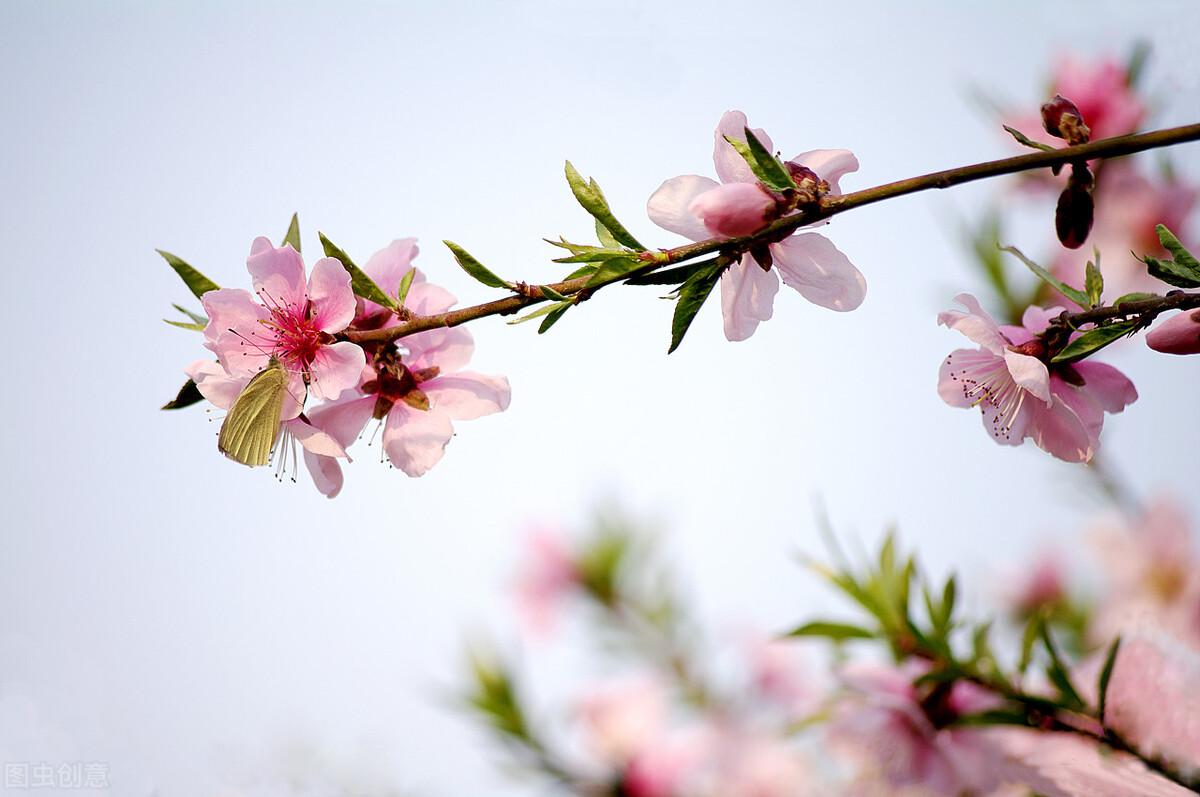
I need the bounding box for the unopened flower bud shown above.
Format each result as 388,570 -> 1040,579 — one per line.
1055,166 -> 1094,249
1146,309 -> 1200,355
785,162 -> 819,190
688,182 -> 779,238
1041,94 -> 1090,145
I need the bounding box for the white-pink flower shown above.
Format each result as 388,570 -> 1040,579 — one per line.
938,294 -> 1137,463
647,110 -> 866,341
301,241 -> 510,490
514,528 -> 580,637
185,360 -> 349,487
201,237 -> 366,405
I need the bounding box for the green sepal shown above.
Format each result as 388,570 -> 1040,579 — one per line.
319,232 -> 401,313
396,268 -> 416,305
563,161 -> 644,250
157,249 -> 219,300
444,241 -> 509,288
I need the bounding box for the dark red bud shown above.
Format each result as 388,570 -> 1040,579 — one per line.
1041,94 -> 1091,145
749,244 -> 773,271
1055,178 -> 1094,249
785,162 -> 819,188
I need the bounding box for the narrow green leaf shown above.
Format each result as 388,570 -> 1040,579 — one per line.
1097,636 -> 1122,724
161,379 -> 204,410
1019,616 -> 1039,674
157,249 -> 219,300
163,318 -> 206,331
172,303 -> 208,325
319,232 -> 401,312
1002,125 -> 1057,153
595,218 -> 624,250
563,264 -> 599,280
940,575 -> 957,627
1085,257 -> 1103,307
742,127 -> 796,190
584,256 -> 642,289
539,285 -> 570,302
1112,292 -> 1159,305
668,260 -> 724,353
444,241 -> 509,288
956,710 -> 1033,728
1142,255 -> 1200,288
396,268 -> 416,305
1001,245 -> 1089,308
1041,623 -> 1085,710
537,302 -> 571,334
282,213 -> 302,253
626,260 -> 713,287
550,245 -> 636,263
507,303 -> 563,325
1050,320 -> 1138,364
786,621 -> 875,641
563,161 -> 644,250
1157,224 -> 1200,270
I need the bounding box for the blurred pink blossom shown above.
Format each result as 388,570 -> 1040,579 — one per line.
647,110 -> 865,341
577,678 -> 669,766
938,296 -> 1137,462
514,529 -> 580,636
1004,551 -> 1067,615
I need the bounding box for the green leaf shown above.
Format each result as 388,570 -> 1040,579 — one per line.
940,575 -> 957,628
444,241 -> 509,288
1157,224 -> 1200,269
171,303 -> 208,325
157,249 -> 219,300
563,264 -> 599,280
1112,292 -> 1159,305
537,302 -> 571,334
625,260 -> 713,287
1097,636 -> 1122,724
319,232 -> 401,313
396,268 -> 416,305
1019,616 -> 1039,674
585,256 -> 642,289
282,213 -> 301,253
1041,622 -> 1084,710
595,218 -> 624,250
1085,257 -> 1103,307
539,285 -> 570,302
1001,245 -> 1089,308
549,243 -> 637,263
563,161 -> 644,250
161,378 -> 204,410
723,131 -> 795,192
786,621 -> 875,641
1142,255 -> 1200,288
1002,125 -> 1057,153
1050,320 -> 1138,364
508,303 -> 564,325
668,260 -> 724,353
163,318 -> 206,331
956,709 -> 1033,728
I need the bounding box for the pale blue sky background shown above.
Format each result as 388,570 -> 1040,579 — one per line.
2,2 -> 1199,795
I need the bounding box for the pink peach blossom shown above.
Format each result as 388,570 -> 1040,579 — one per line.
1104,633 -> 1200,771
577,678 -> 669,766
185,360 -> 348,490
647,110 -> 865,341
201,237 -> 366,405
1003,551 -> 1068,615
513,529 -> 580,636
938,295 -> 1137,462
1148,309 -> 1200,355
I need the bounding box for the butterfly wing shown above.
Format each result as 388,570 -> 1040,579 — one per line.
217,360 -> 287,467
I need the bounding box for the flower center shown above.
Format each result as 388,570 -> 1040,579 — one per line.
361,347 -> 440,418
258,294 -> 325,375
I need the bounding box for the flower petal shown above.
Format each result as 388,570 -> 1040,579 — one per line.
1072,361 -> 1138,413
362,238 -> 420,304
426,372 -> 511,420
1028,378 -> 1101,463
307,256 -> 357,333
185,360 -> 246,410
1020,305 -> 1065,336
771,233 -> 866,312
788,149 -> 859,196
938,349 -> 996,409
937,293 -> 1010,355
382,404 -> 455,477
246,236 -> 307,308
647,175 -> 720,241
713,110 -> 772,185
285,417 -> 348,459
306,395 -> 375,449
405,326 -> 475,373
1003,349 -> 1052,404
303,448 -> 344,498
405,280 -> 457,316
201,288 -> 271,376
719,255 -> 779,341
309,341 -> 367,401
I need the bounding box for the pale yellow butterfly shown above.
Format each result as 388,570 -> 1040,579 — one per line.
218,357 -> 288,467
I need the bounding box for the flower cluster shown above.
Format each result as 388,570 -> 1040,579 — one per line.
177,233 -> 509,497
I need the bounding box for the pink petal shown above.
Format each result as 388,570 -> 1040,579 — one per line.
185,360 -> 246,410
201,288 -> 271,376
770,233 -> 866,312
646,175 -> 720,241
246,236 -> 307,308
719,255 -> 779,341
937,293 -> 1010,355
1003,349 -> 1052,404
404,326 -> 475,373
405,280 -> 457,316
688,182 -> 776,238
362,238 -> 420,305
303,448 -> 344,498
285,417 -> 348,459
1147,309 -> 1200,355
308,341 -> 367,401
280,371 -> 306,421
1072,361 -> 1138,413
306,395 -> 375,449
1028,378 -> 1101,463
713,110 -> 773,185
382,404 -> 455,477
788,149 -> 859,196
937,348 -> 995,408
307,256 -> 357,333
1021,304 -> 1066,336
425,372 -> 511,420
